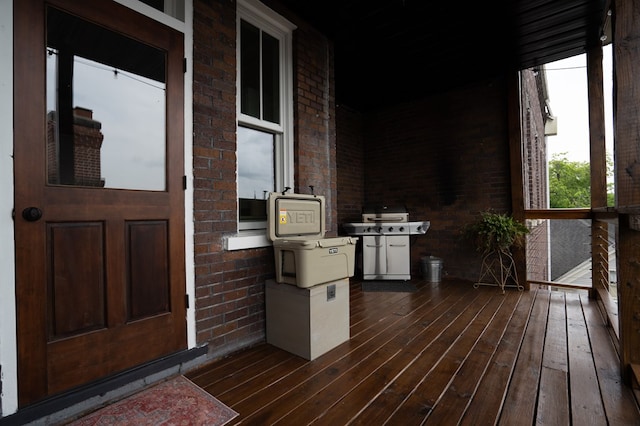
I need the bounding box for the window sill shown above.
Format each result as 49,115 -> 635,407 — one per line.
225,232 -> 272,251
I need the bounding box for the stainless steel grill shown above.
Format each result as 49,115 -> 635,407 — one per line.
343,206 -> 430,280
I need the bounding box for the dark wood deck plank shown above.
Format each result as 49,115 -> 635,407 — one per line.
349,285 -> 492,424
497,288 -> 550,425
186,343 -> 277,385
213,352 -> 307,405
581,293 -> 640,424
425,289 -> 523,424
302,283 -> 477,424
385,292 -> 508,424
459,288 -> 537,425
294,283 -> 486,424
227,314 -> 407,423
349,286 -> 443,338
182,279 -> 640,426
565,292 -> 607,425
199,347 -> 298,397
229,282 -> 472,423
536,291 -> 570,425
255,283 -> 479,424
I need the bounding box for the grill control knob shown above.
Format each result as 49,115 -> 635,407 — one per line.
388,227 -> 394,232
399,226 -> 405,232
366,227 -> 371,233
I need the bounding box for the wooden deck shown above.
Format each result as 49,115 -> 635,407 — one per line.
186,279 -> 640,425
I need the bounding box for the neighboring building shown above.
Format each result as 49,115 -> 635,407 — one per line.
521,67 -> 551,282
550,219 -> 591,280
47,107 -> 105,187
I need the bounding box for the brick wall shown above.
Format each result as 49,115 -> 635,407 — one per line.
192,0 -> 267,356
337,79 -> 513,281
192,0 -> 335,358
72,109 -> 104,188
336,104 -> 365,227
520,68 -> 549,281
290,18 -> 338,235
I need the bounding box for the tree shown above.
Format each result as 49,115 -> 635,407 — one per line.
548,152 -> 615,208
549,153 -> 591,208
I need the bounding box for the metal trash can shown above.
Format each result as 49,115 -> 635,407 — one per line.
421,256 -> 443,282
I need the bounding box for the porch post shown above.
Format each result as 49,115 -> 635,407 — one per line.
613,0 -> 640,385
508,71 -> 527,290
587,44 -> 609,301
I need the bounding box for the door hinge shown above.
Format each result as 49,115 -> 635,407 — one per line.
183,175 -> 187,190
185,294 -> 190,309
183,58 -> 187,73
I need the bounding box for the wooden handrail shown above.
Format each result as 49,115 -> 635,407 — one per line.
528,279 -> 592,291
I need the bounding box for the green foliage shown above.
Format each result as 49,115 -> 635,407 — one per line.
549,153 -> 590,208
549,152 -> 615,208
463,211 -> 529,254
606,154 -> 615,207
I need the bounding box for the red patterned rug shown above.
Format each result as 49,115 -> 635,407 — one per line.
67,375 -> 238,425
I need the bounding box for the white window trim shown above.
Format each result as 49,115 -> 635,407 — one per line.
227,0 -> 296,250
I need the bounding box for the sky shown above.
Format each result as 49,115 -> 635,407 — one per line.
47,53 -> 166,191
544,44 -> 613,164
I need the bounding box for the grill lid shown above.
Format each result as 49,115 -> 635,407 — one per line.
362,205 -> 407,214
362,205 -> 409,223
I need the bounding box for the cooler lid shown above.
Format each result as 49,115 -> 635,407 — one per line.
267,192 -> 325,241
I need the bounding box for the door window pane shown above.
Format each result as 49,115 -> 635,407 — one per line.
46,7 -> 166,191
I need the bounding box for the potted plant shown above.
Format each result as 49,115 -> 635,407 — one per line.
462,210 -> 529,254
462,210 -> 529,292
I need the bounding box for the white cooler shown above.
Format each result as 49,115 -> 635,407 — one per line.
267,192 -> 358,288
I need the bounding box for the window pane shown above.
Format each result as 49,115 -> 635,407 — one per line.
241,20 -> 260,119
46,7 -> 166,191
262,32 -> 280,123
139,0 -> 164,12
138,0 -> 185,21
238,127 -> 274,222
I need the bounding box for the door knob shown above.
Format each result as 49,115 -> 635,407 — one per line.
22,207 -> 43,222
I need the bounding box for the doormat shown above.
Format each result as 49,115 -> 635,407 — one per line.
67,375 -> 238,426
362,281 -> 417,292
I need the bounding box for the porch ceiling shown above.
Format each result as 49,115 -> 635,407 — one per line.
277,0 -> 609,109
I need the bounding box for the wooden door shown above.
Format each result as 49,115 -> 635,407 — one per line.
14,0 -> 186,406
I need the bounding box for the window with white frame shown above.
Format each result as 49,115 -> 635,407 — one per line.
236,0 -> 295,235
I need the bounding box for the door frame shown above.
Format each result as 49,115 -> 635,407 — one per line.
0,0 -> 18,416
1,0 -> 195,415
